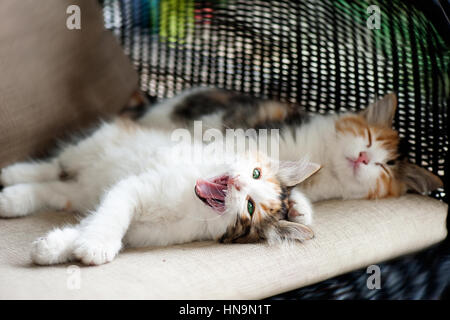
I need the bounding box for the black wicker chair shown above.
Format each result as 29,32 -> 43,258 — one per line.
100,0 -> 449,299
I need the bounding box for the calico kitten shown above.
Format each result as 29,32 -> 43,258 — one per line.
0,119 -> 318,265
139,88 -> 290,132
139,88 -> 442,202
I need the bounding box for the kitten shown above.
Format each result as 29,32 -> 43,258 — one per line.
139,88 -> 443,202
0,119 -> 318,265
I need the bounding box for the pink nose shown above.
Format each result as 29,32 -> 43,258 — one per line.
357,151 -> 369,165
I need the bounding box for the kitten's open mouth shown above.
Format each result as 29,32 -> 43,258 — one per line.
195,175 -> 229,215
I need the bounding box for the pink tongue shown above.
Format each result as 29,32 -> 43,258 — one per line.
195,179 -> 227,201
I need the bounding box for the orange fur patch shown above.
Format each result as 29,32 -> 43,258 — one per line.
367,178 -> 381,199
259,102 -> 288,123
260,203 -> 269,212
266,177 -> 277,184
374,127 -> 399,153
258,199 -> 281,222
335,115 -> 368,136
368,170 -> 404,199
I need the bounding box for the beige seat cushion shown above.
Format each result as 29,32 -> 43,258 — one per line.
0,194 -> 446,299
0,0 -> 138,167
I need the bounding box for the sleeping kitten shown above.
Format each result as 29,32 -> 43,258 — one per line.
0,119 -> 318,265
139,88 -> 443,202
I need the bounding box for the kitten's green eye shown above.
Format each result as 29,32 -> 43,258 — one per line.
252,168 -> 261,179
247,199 -> 255,216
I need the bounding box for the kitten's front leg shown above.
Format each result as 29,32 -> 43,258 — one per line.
288,188 -> 314,225
1,160 -> 60,187
73,175 -> 147,265
0,181 -> 78,218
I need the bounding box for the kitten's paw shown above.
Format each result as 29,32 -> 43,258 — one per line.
73,238 -> 121,265
0,185 -> 34,218
0,165 -> 28,187
1,167 -> 14,187
289,202 -> 313,225
31,228 -> 78,265
1,162 -> 59,186
288,190 -> 314,225
31,237 -> 65,265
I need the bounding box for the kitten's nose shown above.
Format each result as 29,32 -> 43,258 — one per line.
357,151 -> 370,165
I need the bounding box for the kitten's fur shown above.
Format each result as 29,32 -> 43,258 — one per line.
0,119 -> 318,265
139,88 -> 443,202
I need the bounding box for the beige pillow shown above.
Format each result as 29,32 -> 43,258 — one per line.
0,0 -> 138,167
0,194 -> 446,299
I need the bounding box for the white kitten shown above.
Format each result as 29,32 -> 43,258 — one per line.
0,119 -> 318,265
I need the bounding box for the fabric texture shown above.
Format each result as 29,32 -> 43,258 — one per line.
0,0 -> 138,167
0,194 -> 446,299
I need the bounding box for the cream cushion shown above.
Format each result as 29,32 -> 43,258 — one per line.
0,194 -> 447,299
0,0 -> 138,168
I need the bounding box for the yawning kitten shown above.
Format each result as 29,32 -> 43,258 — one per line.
0,119 -> 318,265
139,88 -> 442,202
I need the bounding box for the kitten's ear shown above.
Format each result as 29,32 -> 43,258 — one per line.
397,161 -> 443,194
270,220 -> 314,242
360,93 -> 397,127
277,160 -> 321,187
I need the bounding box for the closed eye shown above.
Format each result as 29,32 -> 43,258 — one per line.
366,127 -> 372,148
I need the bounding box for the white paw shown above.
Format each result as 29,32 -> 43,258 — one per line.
288,190 -> 314,225
0,165 -> 27,187
0,185 -> 34,218
1,162 -> 58,186
1,167 -> 15,187
31,237 -> 61,265
290,202 -> 313,225
73,238 -> 121,265
31,229 -> 76,265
